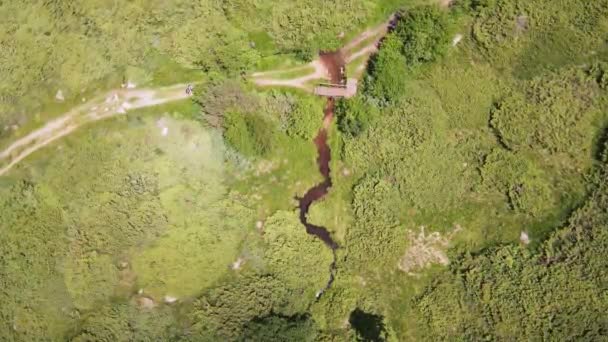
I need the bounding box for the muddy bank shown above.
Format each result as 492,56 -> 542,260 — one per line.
296,52 -> 345,298
319,52 -> 346,84
297,99 -> 338,251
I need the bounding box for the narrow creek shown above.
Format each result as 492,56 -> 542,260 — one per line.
296,51 -> 345,299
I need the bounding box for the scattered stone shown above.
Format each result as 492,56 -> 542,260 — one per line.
55,90 -> 65,102
137,296 -> 156,309
516,15 -> 529,34
256,221 -> 264,230
231,257 -> 245,270
520,231 -> 530,245
161,127 -> 169,136
452,34 -> 463,46
398,225 -> 462,275
342,168 -> 351,177
164,295 -> 178,304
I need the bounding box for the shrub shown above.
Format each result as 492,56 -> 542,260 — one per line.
394,6 -> 451,65
287,97 -> 323,140
481,149 -> 554,216
223,112 -> 276,157
365,34 -> 409,103
335,96 -> 378,137
490,68 -> 599,155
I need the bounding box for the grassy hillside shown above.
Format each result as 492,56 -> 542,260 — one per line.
1,0 -> 608,340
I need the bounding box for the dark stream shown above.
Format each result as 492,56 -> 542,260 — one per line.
295,51 -> 345,298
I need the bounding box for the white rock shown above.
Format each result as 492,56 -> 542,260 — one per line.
126,81 -> 136,89
138,297 -> 155,309
256,221 -> 264,230
164,295 -> 178,304
122,102 -> 132,109
231,257 -> 245,270
161,127 -> 169,136
520,231 -> 530,245
117,106 -> 127,114
55,90 -> 65,101
452,34 -> 463,46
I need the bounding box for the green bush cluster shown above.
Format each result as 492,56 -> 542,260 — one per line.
491,68 -> 601,155
481,149 -> 554,216
412,165 -> 608,340
394,6 -> 452,64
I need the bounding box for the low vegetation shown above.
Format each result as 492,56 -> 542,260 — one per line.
2,0 -> 608,340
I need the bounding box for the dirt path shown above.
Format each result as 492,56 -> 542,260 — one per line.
0,84 -> 192,176
252,61 -> 329,90
251,16 -> 394,92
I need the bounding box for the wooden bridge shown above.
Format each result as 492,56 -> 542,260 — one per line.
314,78 -> 358,98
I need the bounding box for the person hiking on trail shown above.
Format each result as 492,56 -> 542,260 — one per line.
186,84 -> 193,95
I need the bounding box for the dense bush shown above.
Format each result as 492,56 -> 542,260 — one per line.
188,274 -> 290,340
345,176 -> 403,267
413,167 -> 608,340
490,68 -> 600,155
394,6 -> 452,65
239,314 -> 318,342
481,149 -> 554,216
335,96 -> 379,137
223,111 -> 277,157
365,34 -> 409,103
287,97 -> 324,140
262,211 -> 334,313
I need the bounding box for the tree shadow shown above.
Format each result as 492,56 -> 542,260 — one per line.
349,308 -> 387,342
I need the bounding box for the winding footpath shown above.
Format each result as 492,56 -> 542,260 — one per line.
0,84 -> 192,176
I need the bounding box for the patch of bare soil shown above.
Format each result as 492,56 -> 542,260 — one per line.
398,225 -> 462,275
